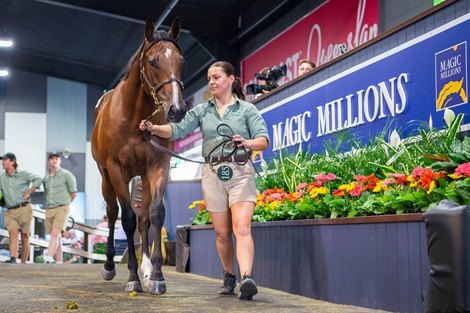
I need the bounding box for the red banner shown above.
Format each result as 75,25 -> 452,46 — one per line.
241,0 -> 379,101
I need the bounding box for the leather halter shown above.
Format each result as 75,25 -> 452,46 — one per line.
139,38 -> 184,114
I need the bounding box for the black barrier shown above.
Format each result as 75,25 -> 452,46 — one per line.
424,200 -> 470,313
175,225 -> 190,272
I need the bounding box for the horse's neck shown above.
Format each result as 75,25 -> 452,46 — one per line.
119,61 -> 148,115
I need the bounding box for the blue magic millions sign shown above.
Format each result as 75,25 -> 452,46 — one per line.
254,13 -> 470,164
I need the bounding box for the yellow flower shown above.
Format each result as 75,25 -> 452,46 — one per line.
309,190 -> 319,199
409,179 -> 418,187
448,173 -> 462,180
317,187 -> 329,195
373,181 -> 382,192
427,180 -> 435,194
338,182 -> 355,192
267,200 -> 280,211
188,200 -> 203,209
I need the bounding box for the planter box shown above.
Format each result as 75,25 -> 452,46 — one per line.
188,214 -> 429,313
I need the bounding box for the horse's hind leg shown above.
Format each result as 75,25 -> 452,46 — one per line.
98,167 -> 118,281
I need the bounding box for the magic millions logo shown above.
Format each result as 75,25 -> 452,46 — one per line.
435,42 -> 468,111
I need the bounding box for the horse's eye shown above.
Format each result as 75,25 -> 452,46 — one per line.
148,57 -> 158,68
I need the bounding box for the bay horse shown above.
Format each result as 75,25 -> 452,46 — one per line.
91,18 -> 186,294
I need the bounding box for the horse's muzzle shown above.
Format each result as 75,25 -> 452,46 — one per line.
168,105 -> 186,123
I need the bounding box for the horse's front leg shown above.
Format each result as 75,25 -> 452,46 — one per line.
120,201 -> 142,292
138,213 -> 151,290
142,165 -> 169,295
146,198 -> 166,295
107,165 -> 142,292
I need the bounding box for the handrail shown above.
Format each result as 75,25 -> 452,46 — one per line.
0,206 -> 122,263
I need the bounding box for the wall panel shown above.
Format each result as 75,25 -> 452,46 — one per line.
46,77 -> 86,153
85,141 -> 105,225
5,112 -> 46,179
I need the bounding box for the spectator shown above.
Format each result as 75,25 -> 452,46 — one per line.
42,153 -> 77,264
0,153 -> 42,264
298,59 -> 316,76
63,238 -> 83,264
90,215 -> 109,245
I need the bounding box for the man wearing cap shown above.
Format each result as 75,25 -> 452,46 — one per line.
42,153 -> 77,263
0,153 -> 42,264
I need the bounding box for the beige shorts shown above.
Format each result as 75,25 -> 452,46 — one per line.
4,204 -> 33,234
201,162 -> 257,212
45,205 -> 70,233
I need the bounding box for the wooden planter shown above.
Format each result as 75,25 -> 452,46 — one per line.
187,214 -> 429,313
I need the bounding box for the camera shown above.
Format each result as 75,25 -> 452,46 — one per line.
246,64 -> 287,95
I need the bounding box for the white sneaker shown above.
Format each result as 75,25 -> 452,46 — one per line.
43,255 -> 55,263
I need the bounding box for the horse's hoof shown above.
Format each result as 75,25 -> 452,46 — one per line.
125,281 -> 143,292
147,280 -> 166,295
101,267 -> 116,281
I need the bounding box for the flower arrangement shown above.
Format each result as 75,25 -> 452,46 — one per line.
189,109 -> 470,225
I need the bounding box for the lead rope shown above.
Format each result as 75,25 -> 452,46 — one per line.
142,123 -> 263,176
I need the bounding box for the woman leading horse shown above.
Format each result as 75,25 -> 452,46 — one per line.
92,18 -> 186,294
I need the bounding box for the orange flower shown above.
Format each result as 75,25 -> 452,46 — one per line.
332,189 -> 345,197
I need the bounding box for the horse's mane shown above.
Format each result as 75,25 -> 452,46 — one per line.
120,40 -> 144,82
120,30 -> 180,82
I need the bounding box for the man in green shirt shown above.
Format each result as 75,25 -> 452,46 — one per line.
42,153 -> 77,263
0,153 -> 42,264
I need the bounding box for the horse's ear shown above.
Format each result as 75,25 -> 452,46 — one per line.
168,18 -> 181,41
144,18 -> 155,42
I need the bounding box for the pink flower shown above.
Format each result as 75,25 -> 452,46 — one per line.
354,175 -> 366,181
326,173 -> 336,181
349,184 -> 364,197
314,172 -> 328,184
389,173 -> 408,185
269,193 -> 283,202
382,178 -> 396,186
455,162 -> 470,178
314,172 -> 335,184
296,182 -> 308,191
411,166 -> 424,180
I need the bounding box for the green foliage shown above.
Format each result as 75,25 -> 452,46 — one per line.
192,110 -> 469,225
191,209 -> 212,225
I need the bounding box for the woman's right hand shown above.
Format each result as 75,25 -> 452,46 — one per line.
139,120 -> 153,132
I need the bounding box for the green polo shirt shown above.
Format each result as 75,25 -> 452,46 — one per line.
43,167 -> 77,209
170,95 -> 269,157
0,170 -> 42,208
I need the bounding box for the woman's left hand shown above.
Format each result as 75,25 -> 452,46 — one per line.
232,134 -> 250,149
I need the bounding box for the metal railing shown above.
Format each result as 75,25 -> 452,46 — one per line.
0,206 -> 122,263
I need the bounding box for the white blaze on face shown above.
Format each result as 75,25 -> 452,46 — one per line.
141,252 -> 152,279
164,47 -> 181,109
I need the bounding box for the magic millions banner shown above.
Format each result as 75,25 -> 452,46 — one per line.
241,0 -> 379,102
254,13 -> 469,164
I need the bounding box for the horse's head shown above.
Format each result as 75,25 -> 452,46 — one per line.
140,18 -> 186,123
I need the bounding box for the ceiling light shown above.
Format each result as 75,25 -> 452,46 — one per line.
0,39 -> 13,48
0,69 -> 9,77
